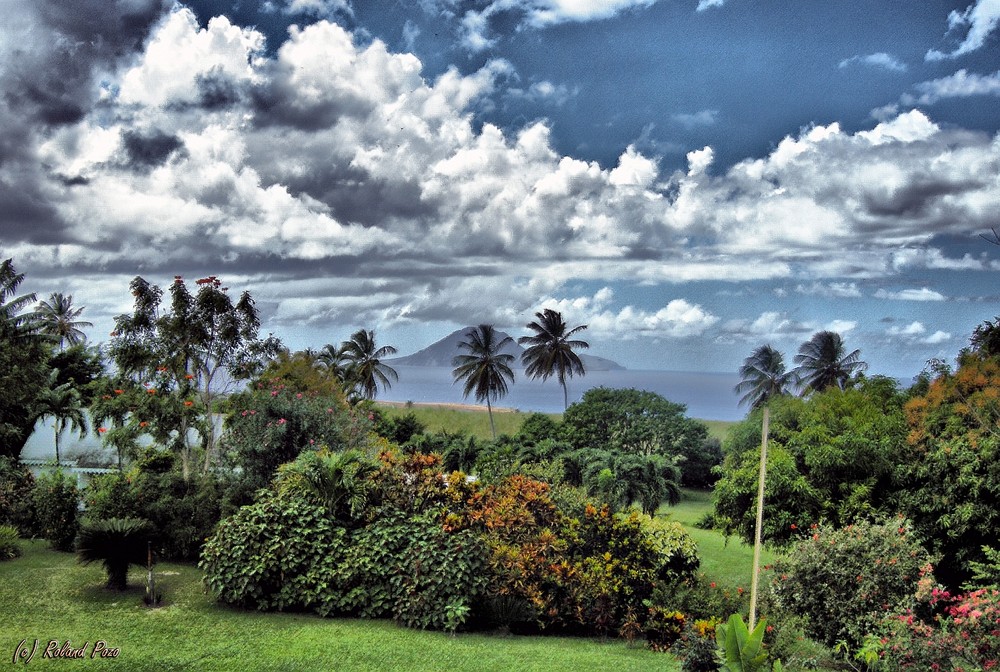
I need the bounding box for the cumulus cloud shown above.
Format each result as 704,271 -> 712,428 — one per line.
926,0 -> 1000,60
838,52 -> 907,72
902,69 -> 1000,106
886,321 -> 952,344
5,3 -> 1000,364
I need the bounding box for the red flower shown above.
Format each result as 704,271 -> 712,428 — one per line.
139,421 -> 148,428
98,427 -> 108,433
184,400 -> 194,407
147,388 -> 156,394
185,374 -> 194,380
790,523 -> 798,530
114,389 -> 124,395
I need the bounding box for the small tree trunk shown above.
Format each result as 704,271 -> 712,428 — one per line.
487,397 -> 496,440
749,404 -> 770,630
54,419 -> 61,464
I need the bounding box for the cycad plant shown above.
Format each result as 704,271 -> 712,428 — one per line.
275,448 -> 377,526
76,517 -> 152,590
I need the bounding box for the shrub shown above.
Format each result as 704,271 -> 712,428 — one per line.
32,469 -> 80,551
224,382 -> 371,492
0,457 -> 35,535
84,466 -> 223,561
0,524 -> 21,560
880,583 -> 1000,671
770,518 -> 931,650
200,491 -> 348,612
75,517 -> 152,590
330,511 -> 488,631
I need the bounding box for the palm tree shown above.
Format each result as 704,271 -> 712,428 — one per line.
339,329 -> 398,401
0,258 -> 39,339
276,448 -> 377,525
317,343 -> 350,381
452,325 -> 516,439
34,292 -> 93,349
734,344 -> 795,630
35,372 -> 88,464
735,344 -> 796,410
792,330 -> 867,393
518,309 -> 589,410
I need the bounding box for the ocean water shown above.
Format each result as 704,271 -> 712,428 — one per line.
380,366 -> 746,421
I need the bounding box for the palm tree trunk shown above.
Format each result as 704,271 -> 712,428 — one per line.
487,397 -> 496,440
54,418 -> 62,464
749,404 -> 770,630
562,380 -> 569,411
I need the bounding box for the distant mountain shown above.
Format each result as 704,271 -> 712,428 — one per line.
388,327 -> 625,371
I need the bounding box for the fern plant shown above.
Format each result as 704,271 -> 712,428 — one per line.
75,518 -> 152,590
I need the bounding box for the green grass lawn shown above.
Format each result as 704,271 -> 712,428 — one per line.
377,404 -> 556,439
661,488 -> 775,590
0,541 -> 678,671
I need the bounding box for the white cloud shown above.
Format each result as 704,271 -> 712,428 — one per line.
924,330 -> 952,344
887,321 -> 926,336
902,69 -> 1000,106
586,299 -> 720,339
795,282 -> 862,298
696,0 -> 725,11
886,322 -> 952,345
839,52 -> 907,72
927,0 -> 1000,60
874,288 -> 947,301
672,109 -> 719,129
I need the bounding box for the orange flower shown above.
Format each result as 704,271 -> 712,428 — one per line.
185,374 -> 194,380
790,523 -> 798,530
147,388 -> 156,394
184,401 -> 194,407
114,389 -> 124,395
139,421 -> 148,428
98,427 -> 108,433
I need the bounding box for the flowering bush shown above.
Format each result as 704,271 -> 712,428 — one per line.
880,575 -> 1000,671
223,381 -> 372,491
770,518 -> 931,650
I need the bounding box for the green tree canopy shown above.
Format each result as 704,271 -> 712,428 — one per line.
99,275 -> 281,479
562,387 -> 712,487
0,259 -> 53,459
713,377 -> 908,545
896,352 -> 1000,588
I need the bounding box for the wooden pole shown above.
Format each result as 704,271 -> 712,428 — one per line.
749,404 -> 770,630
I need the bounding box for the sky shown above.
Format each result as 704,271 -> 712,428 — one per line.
1,0 -> 999,380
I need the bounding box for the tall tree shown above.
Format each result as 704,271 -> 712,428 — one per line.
0,259 -> 51,459
734,343 -> 795,630
793,330 -> 866,393
451,324 -> 516,439
101,275 -> 281,479
34,292 -> 93,350
340,329 -> 397,401
518,308 -> 589,410
34,372 -> 88,464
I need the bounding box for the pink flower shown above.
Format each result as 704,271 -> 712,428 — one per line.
277,418 -> 287,425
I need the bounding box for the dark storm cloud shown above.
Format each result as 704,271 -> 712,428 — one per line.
195,68 -> 245,109
121,130 -> 185,169
0,0 -> 172,240
864,176 -> 987,218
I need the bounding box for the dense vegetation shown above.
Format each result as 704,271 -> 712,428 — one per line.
3,255 -> 1000,670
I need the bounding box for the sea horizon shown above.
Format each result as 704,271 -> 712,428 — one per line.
380,365 -> 746,422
